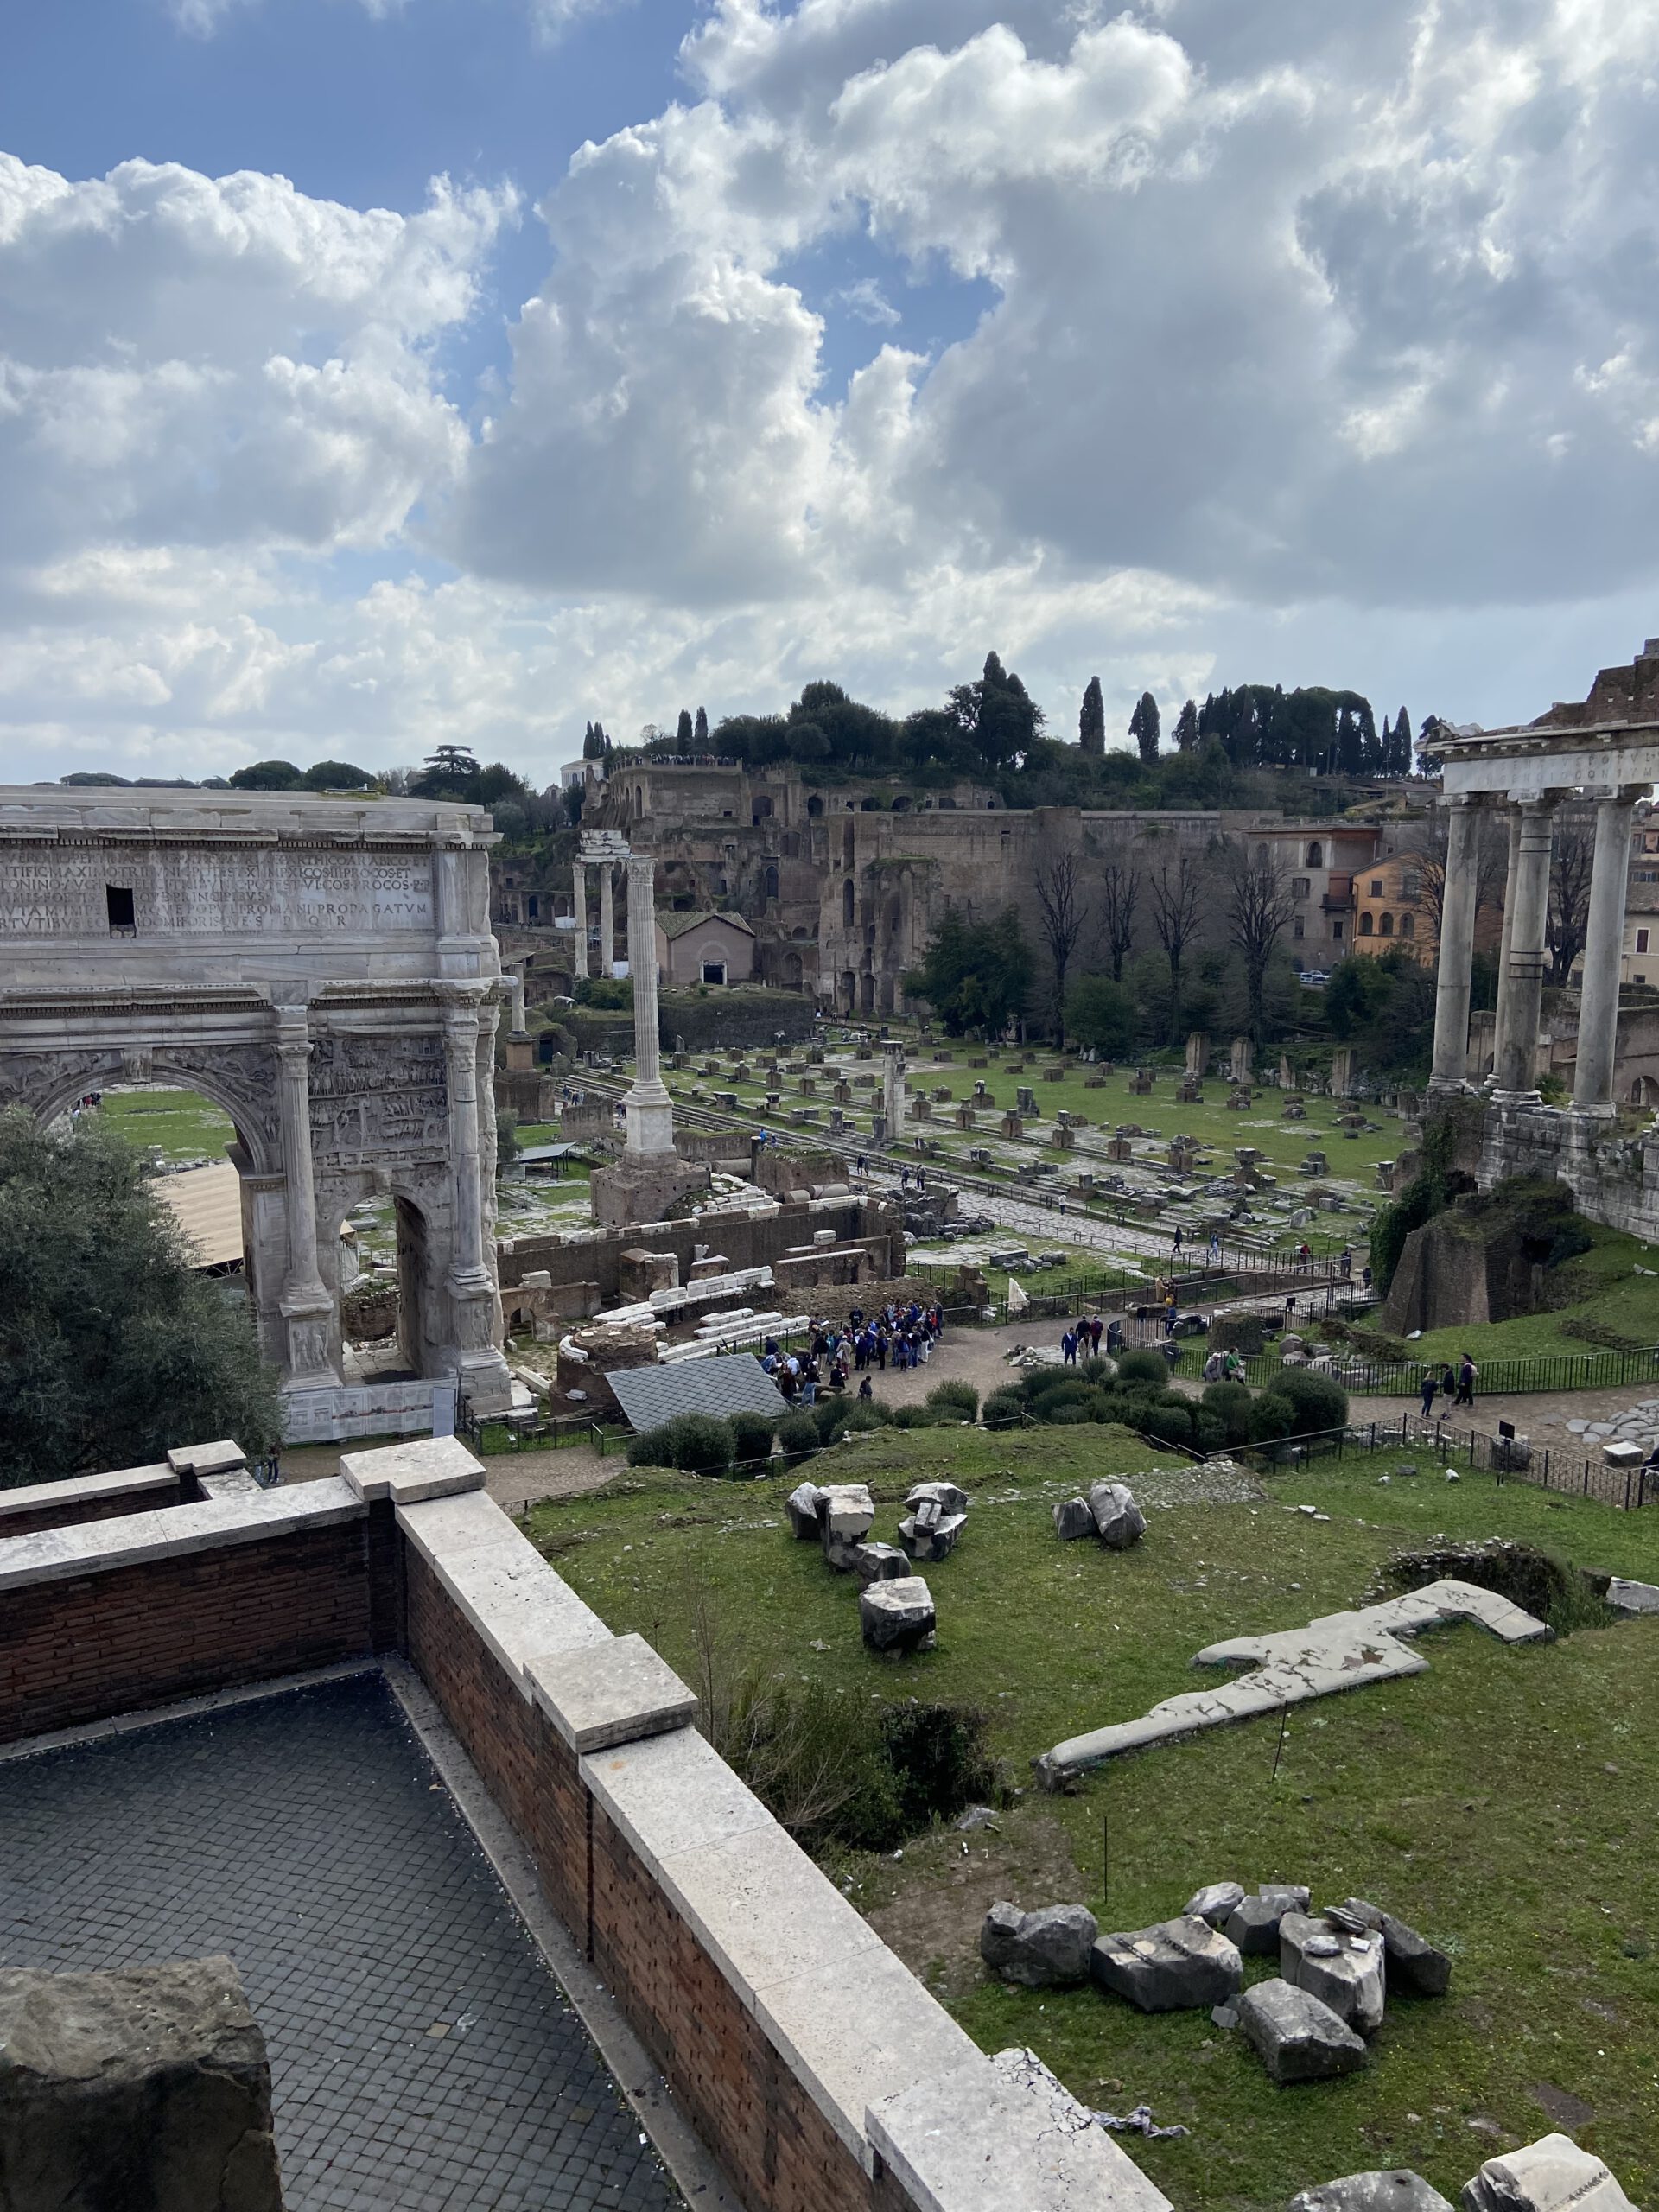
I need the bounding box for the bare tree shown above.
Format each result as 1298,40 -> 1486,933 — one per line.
1096,858 -> 1141,982
1148,855 -> 1203,1039
1403,815 -> 1506,945
1223,837 -> 1297,1036
1547,820 -> 1596,985
1033,854 -> 1087,1043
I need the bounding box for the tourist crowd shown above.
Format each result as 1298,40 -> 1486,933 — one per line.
759,1299 -> 946,1404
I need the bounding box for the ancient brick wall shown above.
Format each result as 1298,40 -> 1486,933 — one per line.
0,1478 -> 189,1541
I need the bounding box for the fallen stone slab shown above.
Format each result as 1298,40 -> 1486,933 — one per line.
820,1483 -> 876,1570
860,1574 -> 937,1656
1606,1576 -> 1659,1615
0,1957 -> 283,2212
1291,2171 -> 1454,2212
1036,1580 -> 1548,1783
785,1481 -> 824,1539
1226,1885 -> 1311,1955
1089,1480 -> 1147,1549
1461,2133 -> 1637,2212
1090,1915 -> 1243,2013
1054,1496 -> 1096,1541
1329,1899 -> 1451,1998
851,1541 -> 911,1585
1183,1879 -> 1246,1927
899,1510 -> 967,1565
1235,1978 -> 1367,2086
979,1902 -> 1098,1988
1280,1912 -> 1386,2033
907,1479 -> 969,1516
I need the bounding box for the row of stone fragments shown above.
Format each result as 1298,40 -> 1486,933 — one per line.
785,1476 -> 973,1652
1293,2137 -> 1636,2212
981,1878 -> 1449,2082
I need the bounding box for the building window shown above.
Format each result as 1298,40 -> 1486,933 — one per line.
763,865 -> 779,901
1306,842 -> 1323,866
106,886 -> 136,935
526,894 -> 539,919
1359,912 -> 1374,936
842,879 -> 855,926
1370,879 -> 1383,896
1294,878 -> 1310,899
1401,912 -> 1414,938
1638,929 -> 1651,955
1294,915 -> 1305,939
1401,873 -> 1421,899
1332,919 -> 1344,940
1380,912 -> 1395,937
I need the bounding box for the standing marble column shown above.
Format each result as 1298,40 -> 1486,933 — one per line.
1428,796 -> 1484,1093
622,853 -> 676,1157
506,969 -> 527,1036
1486,805 -> 1525,1084
272,1004 -> 338,1388
572,861 -> 589,980
1573,788 -> 1637,1116
1493,794 -> 1556,1099
881,1039 -> 906,1143
440,986 -> 512,1410
598,864 -> 614,979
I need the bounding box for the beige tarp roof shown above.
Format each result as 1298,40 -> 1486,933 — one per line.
155,1160 -> 244,1269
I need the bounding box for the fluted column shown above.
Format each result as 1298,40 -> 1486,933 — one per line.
598,863 -> 614,978
1493,794 -> 1557,1100
273,1003 -> 338,1388
622,853 -> 676,1155
1573,788 -> 1637,1116
1486,805 -> 1525,1085
572,860 -> 589,980
442,989 -> 492,1292
1428,796 -> 1484,1093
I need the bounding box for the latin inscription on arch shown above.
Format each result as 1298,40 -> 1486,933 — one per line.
0,850 -> 433,937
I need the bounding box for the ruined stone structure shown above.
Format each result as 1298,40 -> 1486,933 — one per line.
0,786 -> 512,1433
1430,641 -> 1659,1236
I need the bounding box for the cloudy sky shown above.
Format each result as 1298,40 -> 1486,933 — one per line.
4,0 -> 1659,786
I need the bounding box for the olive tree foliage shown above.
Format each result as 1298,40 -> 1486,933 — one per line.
0,1109 -> 282,1486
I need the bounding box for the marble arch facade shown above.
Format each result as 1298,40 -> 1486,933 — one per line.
0,787 -> 513,1433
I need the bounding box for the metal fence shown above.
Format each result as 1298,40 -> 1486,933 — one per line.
1239,1344 -> 1659,1402
906,1255 -> 1361,1332
1224,1412 -> 1654,1511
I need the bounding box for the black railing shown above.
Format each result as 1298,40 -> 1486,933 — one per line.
1239,1345 -> 1659,1401
1222,1414 -> 1653,1511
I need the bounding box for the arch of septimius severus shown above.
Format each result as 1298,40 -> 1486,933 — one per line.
1428,638 -> 1659,1233
0,785 -> 513,1436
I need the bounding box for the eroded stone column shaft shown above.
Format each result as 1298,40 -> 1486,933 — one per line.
1573,791 -> 1636,1114
598,864 -> 614,978
1494,795 -> 1556,1097
572,861 -> 589,980
1429,797 -> 1483,1092
1488,805 -> 1525,1084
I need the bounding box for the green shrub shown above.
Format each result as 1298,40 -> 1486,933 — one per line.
1138,1401 -> 1196,1448
1201,1380 -> 1255,1446
626,1421 -> 678,1468
1193,1409 -> 1226,1452
1248,1391 -> 1300,1444
1115,1348 -> 1168,1388
1274,1366 -> 1350,1437
625,1413 -> 735,1475
776,1411 -> 821,1462
925,1379 -> 978,1421
730,1410 -> 777,1471
841,1399 -> 893,1433
1047,1402 -> 1090,1424
892,1402 -> 940,1429
878,1704 -> 996,1837
981,1387 -> 1025,1427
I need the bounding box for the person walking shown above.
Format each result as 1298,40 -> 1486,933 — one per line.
1339,1247 -> 1352,1279
1062,1328 -> 1077,1366
1089,1315 -> 1103,1356
1455,1352 -> 1478,1408
1207,1230 -> 1221,1266
1172,1224 -> 1184,1255
1419,1370 -> 1438,1419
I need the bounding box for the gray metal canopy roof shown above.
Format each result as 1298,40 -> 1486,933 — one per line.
606,1353 -> 788,1433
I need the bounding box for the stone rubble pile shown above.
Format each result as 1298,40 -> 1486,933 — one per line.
1053,1478 -> 1147,1549
785,1474 -> 969,1655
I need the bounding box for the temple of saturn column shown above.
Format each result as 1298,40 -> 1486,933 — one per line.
582,830 -> 709,1226
0,785 -> 513,1437
1427,640 -> 1659,1233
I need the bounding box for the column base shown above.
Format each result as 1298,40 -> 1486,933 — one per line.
1425,1077 -> 1478,1099
1568,1099 -> 1618,1122
590,1149 -> 709,1228
1489,1088 -> 1543,1109
455,1345 -> 513,1418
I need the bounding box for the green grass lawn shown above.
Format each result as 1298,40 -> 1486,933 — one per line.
1357,1221 -> 1659,1365
99,1087 -> 236,1163
524,1424 -> 1659,2209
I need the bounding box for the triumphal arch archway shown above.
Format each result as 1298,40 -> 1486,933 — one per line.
0,785 -> 513,1435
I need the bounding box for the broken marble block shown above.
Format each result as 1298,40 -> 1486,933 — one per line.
979,1902 -> 1098,1988
0,1957 -> 284,2212
1053,1496 -> 1096,1541
1461,2135 -> 1637,2212
1328,1899 -> 1451,1998
785,1481 -> 825,1540
1292,2172 -> 1454,2212
899,1497 -> 967,1564
1235,1978 -> 1367,2086
906,1479 -> 969,1517
860,1574 -> 937,1656
819,1483 -> 875,1570
1280,1912 -> 1386,2035
1225,1883 -> 1313,1955
1088,1480 -> 1147,1549
1183,1880 -> 1247,1928
850,1541 -> 911,1586
1090,1915 -> 1243,2013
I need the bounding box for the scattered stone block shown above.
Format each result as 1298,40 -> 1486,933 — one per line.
1053,1496 -> 1096,1542
1329,1900 -> 1451,1997
1090,1915 -> 1243,2013
860,1574 -> 937,1655
979,1902 -> 1098,1988
819,1483 -> 875,1570
0,1958 -> 283,2212
1280,1912 -> 1386,2033
1607,1576 -> 1659,1614
1183,1880 -> 1247,1927
908,1480 -> 969,1516
1291,2172 -> 1454,2212
785,1481 -> 824,1540
851,1541 -> 911,1585
899,1504 -> 967,1564
1225,1885 -> 1312,1955
1235,1977 -> 1367,2085
1087,1480 -> 1147,1549
1461,2135 -> 1637,2212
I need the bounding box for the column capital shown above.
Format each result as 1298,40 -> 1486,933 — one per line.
1507,788 -> 1561,813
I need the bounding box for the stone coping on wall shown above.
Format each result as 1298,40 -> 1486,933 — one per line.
0,1464 -> 181,1528
0,1478 -> 365,1594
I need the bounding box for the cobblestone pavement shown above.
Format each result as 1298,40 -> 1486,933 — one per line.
0,1674 -> 683,2212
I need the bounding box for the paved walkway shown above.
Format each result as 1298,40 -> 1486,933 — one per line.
0,1674 -> 682,2212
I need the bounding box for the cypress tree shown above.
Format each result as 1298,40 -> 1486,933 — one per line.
1078,676 -> 1105,755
